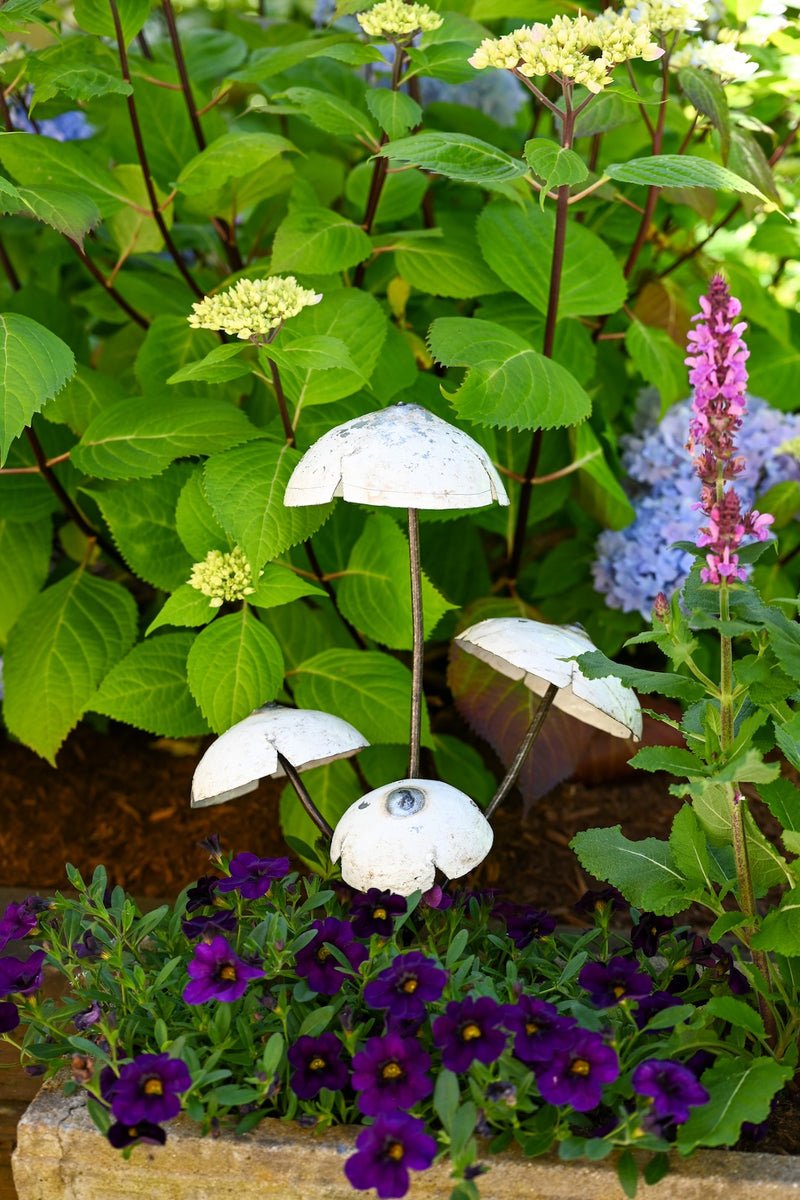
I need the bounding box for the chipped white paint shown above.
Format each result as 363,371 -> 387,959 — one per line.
284,404 -> 510,510
454,618 -> 642,740
191,706 -> 368,809
331,778 -> 493,895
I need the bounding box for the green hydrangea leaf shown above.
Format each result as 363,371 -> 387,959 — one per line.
10,186 -> 101,245
91,631 -> 210,737
187,609 -> 285,732
73,0 -> 150,43
0,313 -> 75,466
145,584 -> 218,635
291,648 -> 431,747
3,570 -> 138,764
135,316 -> 220,398
25,39 -> 132,109
0,132 -> 131,217
365,87 -> 422,140
394,217 -> 504,300
606,154 -> 768,201
379,132 -> 528,191
523,138 -> 588,205
0,517 -> 51,643
677,68 -> 730,163
269,84 -> 378,141
625,319 -> 688,413
271,206 -> 373,274
249,564 -> 326,610
176,132 -> 297,198
175,469 -> 231,559
43,366 -> 125,437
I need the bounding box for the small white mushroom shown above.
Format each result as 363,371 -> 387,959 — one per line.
331,778 -> 493,896
454,618 -> 642,740
191,706 -> 369,809
284,403 -> 509,510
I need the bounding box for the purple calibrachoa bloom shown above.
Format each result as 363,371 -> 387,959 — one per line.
295,918 -> 368,995
634,990 -> 684,1031
535,1029 -> 620,1111
110,1053 -> 192,1125
182,936 -> 265,1004
579,955 -> 653,1008
344,1112 -> 437,1199
0,1002 -> 19,1033
686,275 -> 773,585
0,950 -> 46,997
185,875 -> 220,912
181,909 -> 238,940
349,889 -> 407,939
363,951 -> 448,1022
632,1059 -> 710,1124
108,1119 -> 167,1148
504,997 -> 577,1065
494,902 -> 556,949
432,995 -> 507,1073
0,898 -> 41,950
73,1001 -> 103,1032
288,1032 -> 349,1100
351,1032 -> 433,1115
630,912 -> 674,957
215,852 -> 290,899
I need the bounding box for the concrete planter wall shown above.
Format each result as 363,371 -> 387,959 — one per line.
12,1080 -> 800,1200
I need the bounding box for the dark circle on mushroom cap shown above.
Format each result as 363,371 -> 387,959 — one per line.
385,787 -> 426,817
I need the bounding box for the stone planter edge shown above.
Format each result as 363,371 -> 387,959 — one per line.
12,1079 -> 800,1200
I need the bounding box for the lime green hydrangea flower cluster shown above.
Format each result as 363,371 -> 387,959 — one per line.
623,0 -> 708,33
188,276 -> 322,341
670,33 -> 757,81
357,0 -> 443,40
188,548 -> 258,608
469,11 -> 663,94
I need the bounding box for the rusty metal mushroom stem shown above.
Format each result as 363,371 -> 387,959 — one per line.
408,507 -> 424,778
484,682 -> 559,823
276,751 -> 334,840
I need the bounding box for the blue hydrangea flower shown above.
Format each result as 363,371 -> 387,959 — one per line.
419,73 -> 528,126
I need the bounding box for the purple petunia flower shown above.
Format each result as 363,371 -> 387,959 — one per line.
0,1002 -> 19,1033
432,995 -> 507,1074
107,1119 -> 167,1148
0,898 -> 42,950
181,909 -> 238,940
345,1112 -> 437,1199
216,852 -> 290,900
504,997 -> 577,1065
364,952 -> 448,1022
349,889 -> 407,939
632,1059 -> 710,1124
0,950 -> 45,997
579,956 -> 653,1008
351,1032 -> 433,1116
494,902 -> 556,949
288,1032 -> 349,1100
110,1053 -> 192,1126
535,1029 -> 620,1111
295,918 -> 368,995
184,875 -> 220,913
630,912 -> 674,957
183,936 -> 265,1004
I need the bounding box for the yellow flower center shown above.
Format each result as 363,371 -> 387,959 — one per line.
402,978 -> 418,994
525,1022 -> 540,1036
373,908 -> 387,921
570,1058 -> 591,1077
220,965 -> 237,982
612,985 -> 626,998
382,1062 -> 403,1080
144,1079 -> 164,1096
461,1023 -> 482,1041
386,1141 -> 404,1161
317,947 -> 331,962
309,1057 -> 326,1072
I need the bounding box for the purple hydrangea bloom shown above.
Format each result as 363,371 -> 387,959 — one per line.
363,952 -> 448,1022
494,902 -> 556,948
632,1058 -> 710,1123
579,955 -> 653,1008
288,1032 -> 349,1100
181,909 -> 238,940
535,1029 -> 620,1111
349,889 -> 407,939
351,1032 -> 433,1115
432,995 -> 507,1073
110,1053 -> 191,1125
182,936 -> 265,1004
504,997 -> 577,1065
0,898 -> 41,949
107,1119 -> 166,1148
216,852 -> 289,899
0,950 -> 45,997
0,1002 -> 19,1033
344,1112 -> 437,1199
295,918 -> 368,995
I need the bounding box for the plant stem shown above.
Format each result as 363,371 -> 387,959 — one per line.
68,240 -> 150,329
508,88 -> 575,583
276,751 -> 333,840
485,683 -> 558,822
108,0 -> 204,299
353,42 -> 407,288
0,235 -> 20,291
407,506 -> 424,778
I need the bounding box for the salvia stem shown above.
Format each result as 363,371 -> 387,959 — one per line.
485,682 -> 559,823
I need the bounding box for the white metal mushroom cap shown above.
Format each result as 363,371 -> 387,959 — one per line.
284,404 -> 509,510
331,778 -> 493,895
191,706 -> 369,809
454,618 -> 642,740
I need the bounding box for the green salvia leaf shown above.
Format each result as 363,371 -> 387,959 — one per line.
570,826 -> 691,915
677,1057 -> 793,1153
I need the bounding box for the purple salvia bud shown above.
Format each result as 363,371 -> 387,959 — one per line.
653,592 -> 669,621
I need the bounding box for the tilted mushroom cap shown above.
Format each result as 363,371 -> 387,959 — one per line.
331,778 -> 493,896
191,706 -> 369,809
454,618 -> 642,740
284,403 -> 509,510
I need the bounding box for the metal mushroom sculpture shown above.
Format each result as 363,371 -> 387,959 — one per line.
190,705 -> 369,838
454,618 -> 643,820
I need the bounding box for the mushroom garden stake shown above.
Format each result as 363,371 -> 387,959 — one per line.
454,618 -> 643,821
190,704 -> 369,839
284,403 -> 509,777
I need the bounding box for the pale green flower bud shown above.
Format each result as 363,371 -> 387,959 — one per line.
188,276 -> 322,341
188,547 -> 257,608
624,0 -> 708,34
357,0 -> 443,39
